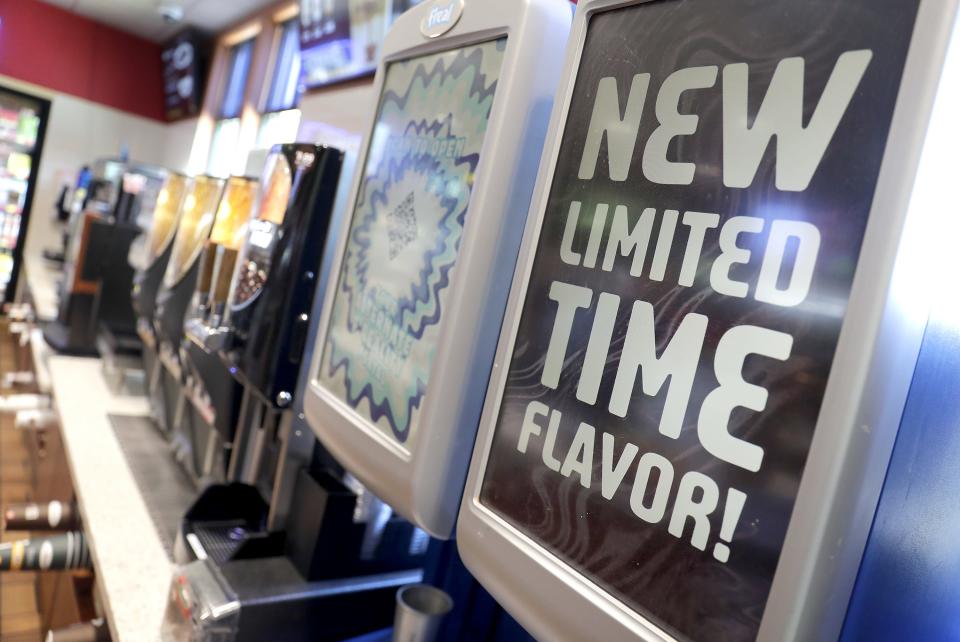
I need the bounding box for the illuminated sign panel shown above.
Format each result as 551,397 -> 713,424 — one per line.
474,0 -> 921,639
318,39 -> 507,448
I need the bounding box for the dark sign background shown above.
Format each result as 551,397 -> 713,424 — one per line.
479,1 -> 919,640
161,30 -> 207,121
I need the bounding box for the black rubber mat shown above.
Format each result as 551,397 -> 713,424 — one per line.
108,413 -> 196,559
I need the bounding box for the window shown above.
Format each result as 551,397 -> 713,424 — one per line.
221,38 -> 255,119
207,118 -> 243,178
264,19 -> 302,114
207,38 -> 256,177
255,110 -> 301,149
256,19 -> 304,150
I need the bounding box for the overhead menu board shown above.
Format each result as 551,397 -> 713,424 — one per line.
300,0 -> 426,89
162,30 -> 207,121
458,0 -> 949,640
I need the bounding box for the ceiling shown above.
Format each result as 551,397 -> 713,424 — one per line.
37,0 -> 280,42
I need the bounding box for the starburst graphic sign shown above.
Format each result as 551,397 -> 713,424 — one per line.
319,38 -> 507,446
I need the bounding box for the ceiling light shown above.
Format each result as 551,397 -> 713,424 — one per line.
157,3 -> 185,24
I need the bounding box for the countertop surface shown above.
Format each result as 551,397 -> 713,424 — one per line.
48,355 -> 170,642
28,328 -> 52,393
22,251 -> 61,322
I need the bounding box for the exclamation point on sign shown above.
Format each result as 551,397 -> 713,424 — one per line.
713,488 -> 747,563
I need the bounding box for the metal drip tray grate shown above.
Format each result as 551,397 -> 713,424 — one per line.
191,520 -> 253,564
109,413 -> 196,559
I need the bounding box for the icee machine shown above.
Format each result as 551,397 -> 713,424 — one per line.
303,0 -> 573,539
164,139 -> 429,641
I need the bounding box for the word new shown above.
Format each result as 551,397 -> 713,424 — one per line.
578,50 -> 872,191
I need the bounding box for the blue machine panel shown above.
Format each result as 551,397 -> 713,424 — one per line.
842,297 -> 960,640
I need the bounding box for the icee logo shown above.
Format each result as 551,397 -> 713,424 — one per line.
420,0 -> 465,38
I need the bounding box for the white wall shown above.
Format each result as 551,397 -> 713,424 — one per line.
3,73 -> 376,261
161,116 -> 204,174
298,80 -> 376,139
0,75 -> 179,258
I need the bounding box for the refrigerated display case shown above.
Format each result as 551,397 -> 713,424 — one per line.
0,85 -> 49,303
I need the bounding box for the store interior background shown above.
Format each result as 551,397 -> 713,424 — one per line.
0,1 -> 418,639
4,1 -> 957,641
0,0 -> 377,274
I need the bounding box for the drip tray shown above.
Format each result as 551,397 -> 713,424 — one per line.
191,520 -> 253,564
109,413 -> 196,559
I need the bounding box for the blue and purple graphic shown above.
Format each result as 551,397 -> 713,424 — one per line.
319,38 -> 507,446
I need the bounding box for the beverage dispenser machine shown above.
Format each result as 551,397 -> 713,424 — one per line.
176,175 -> 257,480
303,0 -> 573,539
152,175 -> 225,433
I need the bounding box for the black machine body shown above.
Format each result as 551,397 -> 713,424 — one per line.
43,163 -> 165,356
153,175 -> 226,367
223,143 -> 344,408
132,172 -> 189,333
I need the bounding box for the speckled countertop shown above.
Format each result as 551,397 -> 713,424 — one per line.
48,356 -> 170,642
22,252 -> 61,322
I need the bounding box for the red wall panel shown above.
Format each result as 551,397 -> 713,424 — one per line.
0,0 -> 165,121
